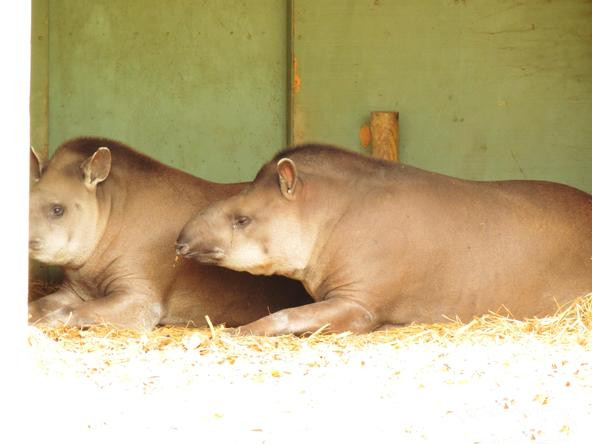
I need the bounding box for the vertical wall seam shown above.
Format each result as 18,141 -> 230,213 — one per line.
287,0 -> 295,146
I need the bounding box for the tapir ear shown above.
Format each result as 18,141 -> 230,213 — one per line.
277,157 -> 298,200
81,147 -> 111,189
30,146 -> 44,182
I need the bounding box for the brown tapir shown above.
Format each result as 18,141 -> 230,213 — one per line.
28,137 -> 310,330
176,144 -> 592,335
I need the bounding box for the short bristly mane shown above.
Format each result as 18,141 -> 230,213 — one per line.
271,143 -> 396,176
55,136 -> 170,174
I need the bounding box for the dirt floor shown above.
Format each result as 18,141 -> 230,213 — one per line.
24,301 -> 592,443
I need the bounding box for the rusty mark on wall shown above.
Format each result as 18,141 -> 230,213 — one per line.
292,57 -> 301,93
359,124 -> 371,148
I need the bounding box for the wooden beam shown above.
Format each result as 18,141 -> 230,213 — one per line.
370,111 -> 399,162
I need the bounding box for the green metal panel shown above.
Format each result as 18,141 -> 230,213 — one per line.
48,0 -> 287,183
30,0 -> 50,284
31,0 -> 49,159
36,1 -> 592,190
292,0 -> 592,192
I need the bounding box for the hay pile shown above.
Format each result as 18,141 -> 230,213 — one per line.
26,294 -> 592,442
33,293 -> 592,353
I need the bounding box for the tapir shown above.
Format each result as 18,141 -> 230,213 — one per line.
28,137 -> 310,330
176,143 -> 592,335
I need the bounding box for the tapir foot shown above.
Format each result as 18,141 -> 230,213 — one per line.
29,306 -> 100,329
30,302 -> 161,331
374,323 -> 398,331
29,306 -> 76,328
28,289 -> 84,325
222,327 -> 243,336
235,297 -> 380,336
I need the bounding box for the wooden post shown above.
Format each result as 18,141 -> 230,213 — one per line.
370,111 -> 399,162
359,111 -> 400,161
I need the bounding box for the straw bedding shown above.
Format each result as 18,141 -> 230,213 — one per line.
26,292 -> 592,442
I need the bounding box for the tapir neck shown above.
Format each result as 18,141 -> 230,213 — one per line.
68,178 -> 117,270
289,173 -> 353,297
96,180 -> 115,238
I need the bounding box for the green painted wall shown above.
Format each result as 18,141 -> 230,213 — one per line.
292,0 -> 592,192
47,0 -> 287,183
35,0 -> 591,191
31,0 -> 49,160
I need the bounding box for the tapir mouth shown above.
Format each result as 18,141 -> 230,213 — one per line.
29,238 -> 42,252
183,248 -> 225,264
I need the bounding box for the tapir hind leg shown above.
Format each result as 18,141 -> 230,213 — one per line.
235,297 -> 379,336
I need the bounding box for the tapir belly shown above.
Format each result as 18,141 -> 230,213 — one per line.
162,260 -> 311,327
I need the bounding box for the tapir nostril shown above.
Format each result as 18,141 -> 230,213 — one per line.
175,242 -> 190,256
29,239 -> 41,251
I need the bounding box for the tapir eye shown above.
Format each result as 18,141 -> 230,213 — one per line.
234,215 -> 251,228
50,204 -> 65,218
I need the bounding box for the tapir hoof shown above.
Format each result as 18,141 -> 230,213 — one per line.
30,306 -> 74,328
223,327 -> 244,336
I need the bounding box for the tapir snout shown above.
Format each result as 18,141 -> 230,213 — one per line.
29,239 -> 42,252
174,239 -> 191,256
175,219 -> 226,263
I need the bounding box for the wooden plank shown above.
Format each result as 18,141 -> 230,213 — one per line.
370,111 -> 399,162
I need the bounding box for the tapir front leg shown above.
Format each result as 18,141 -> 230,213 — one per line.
235,297 -> 379,336
35,291 -> 163,331
29,287 -> 84,324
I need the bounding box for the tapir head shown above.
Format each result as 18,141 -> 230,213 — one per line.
176,156 -> 313,278
29,145 -> 112,267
